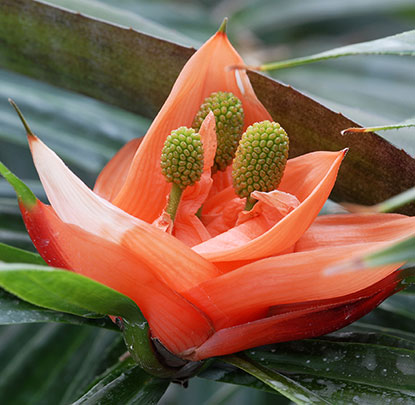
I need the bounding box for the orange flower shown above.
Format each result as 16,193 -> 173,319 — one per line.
10,23 -> 415,361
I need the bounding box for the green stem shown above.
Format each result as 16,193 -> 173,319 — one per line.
122,317 -> 177,378
166,183 -> 183,221
244,196 -> 256,211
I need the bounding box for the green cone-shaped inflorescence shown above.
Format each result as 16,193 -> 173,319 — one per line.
192,91 -> 244,173
232,120 -> 289,199
161,127 -> 204,190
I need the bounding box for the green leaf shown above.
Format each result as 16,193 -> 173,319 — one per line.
72,362 -> 169,405
223,355 -> 330,404
0,288 -> 116,329
259,30 -> 415,71
343,186 -> 415,213
46,0 -> 198,47
0,263 -> 141,320
342,117 -> 415,134
203,332 -> 415,404
0,161 -> 36,208
0,323 -> 122,404
1,1 -> 415,214
0,263 -> 176,377
0,241 -> 45,264
365,238 -> 415,267
0,70 -> 150,179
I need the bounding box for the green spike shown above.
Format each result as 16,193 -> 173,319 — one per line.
160,127 -> 204,221
232,120 -> 289,202
161,127 -> 204,190
193,91 -> 244,173
0,162 -> 37,208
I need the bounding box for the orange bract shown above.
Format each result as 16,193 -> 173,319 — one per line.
15,25 -> 415,360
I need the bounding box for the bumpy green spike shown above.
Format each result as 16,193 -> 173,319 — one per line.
232,120 -> 289,203
161,127 -> 204,190
160,127 -> 204,221
193,91 -> 244,173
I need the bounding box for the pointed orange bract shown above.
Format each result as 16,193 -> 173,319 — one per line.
193,150 -> 346,262
112,29 -> 271,223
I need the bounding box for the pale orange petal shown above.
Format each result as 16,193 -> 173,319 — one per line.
193,150 -> 346,262
209,165 -> 233,197
295,213 -> 415,252
112,30 -> 271,222
93,138 -> 142,202
20,201 -> 214,354
28,135 -> 220,292
236,190 -> 300,226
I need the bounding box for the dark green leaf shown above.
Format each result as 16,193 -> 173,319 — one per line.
202,331 -> 415,404
223,355 -> 330,404
46,0 -> 198,47
260,30 -> 415,71
0,288 -> 116,329
0,70 -> 150,180
0,323 -> 122,404
72,362 -> 169,405
0,263 -> 141,320
1,0 -> 414,214
246,340 -> 415,392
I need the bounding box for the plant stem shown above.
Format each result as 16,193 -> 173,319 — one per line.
165,183 -> 183,221
244,196 -> 256,211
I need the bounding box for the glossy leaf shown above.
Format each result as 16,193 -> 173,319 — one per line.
73,361 -> 169,405
0,323 -> 122,404
1,0 -> 415,214
259,30 -> 415,71
224,355 -> 330,404
0,241 -> 45,265
202,330 -> 415,404
0,263 -> 141,320
0,289 -> 116,329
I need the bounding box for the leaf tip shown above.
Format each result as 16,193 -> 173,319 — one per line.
0,161 -> 37,209
9,99 -> 35,138
218,17 -> 228,34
